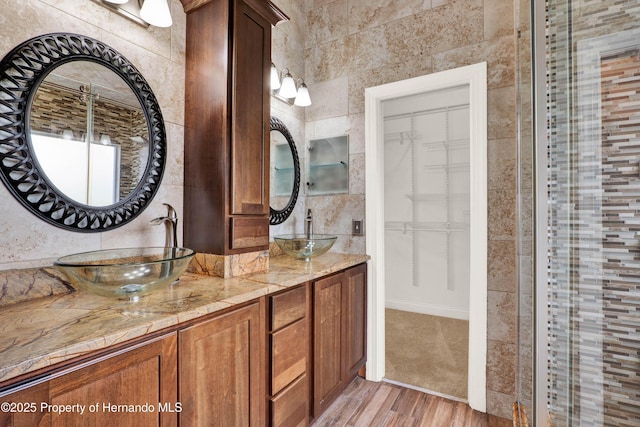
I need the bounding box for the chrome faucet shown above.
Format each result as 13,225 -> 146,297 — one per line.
305,209 -> 313,239
150,203 -> 178,248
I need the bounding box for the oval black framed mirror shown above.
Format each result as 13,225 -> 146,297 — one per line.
0,33 -> 166,232
270,116 -> 300,225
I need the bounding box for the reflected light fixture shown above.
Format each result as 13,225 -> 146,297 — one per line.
93,0 -> 172,28
270,64 -> 312,107
99,135 -> 112,145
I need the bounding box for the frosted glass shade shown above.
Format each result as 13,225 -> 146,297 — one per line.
294,83 -> 312,106
104,0 -> 128,4
140,0 -> 172,27
279,73 -> 297,99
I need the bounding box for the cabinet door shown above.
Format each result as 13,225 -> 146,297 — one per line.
312,273 -> 344,416
183,0 -> 286,254
230,0 -> 270,217
0,382 -> 49,427
49,334 -> 177,427
1,333 -> 178,427
343,264 -> 367,379
179,302 -> 264,427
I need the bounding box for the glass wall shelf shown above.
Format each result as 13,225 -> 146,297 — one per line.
307,135 -> 349,195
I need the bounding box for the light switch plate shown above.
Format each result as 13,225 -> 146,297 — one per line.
352,220 -> 364,236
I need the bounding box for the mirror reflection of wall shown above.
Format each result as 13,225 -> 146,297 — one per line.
271,131 -> 295,210
29,62 -> 148,206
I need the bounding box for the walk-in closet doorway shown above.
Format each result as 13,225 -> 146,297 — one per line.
365,62 -> 488,412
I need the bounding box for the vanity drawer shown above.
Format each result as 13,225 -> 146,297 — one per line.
270,285 -> 306,331
230,216 -> 269,249
270,374 -> 308,427
271,318 -> 307,395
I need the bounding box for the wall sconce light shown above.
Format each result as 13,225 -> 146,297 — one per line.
93,0 -> 172,28
270,64 -> 312,107
294,82 -> 312,107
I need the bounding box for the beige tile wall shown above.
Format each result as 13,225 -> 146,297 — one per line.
0,0 -> 186,270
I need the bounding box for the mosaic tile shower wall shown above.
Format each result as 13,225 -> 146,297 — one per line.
546,1 -> 640,425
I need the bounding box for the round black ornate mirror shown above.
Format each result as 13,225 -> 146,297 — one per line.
0,33 -> 166,231
270,116 -> 300,225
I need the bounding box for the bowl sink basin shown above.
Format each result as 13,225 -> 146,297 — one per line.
273,234 -> 337,261
54,247 -> 195,299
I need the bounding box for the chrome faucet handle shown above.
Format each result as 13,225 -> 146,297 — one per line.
163,203 -> 177,220
150,203 -> 179,248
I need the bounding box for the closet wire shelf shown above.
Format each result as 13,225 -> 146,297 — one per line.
384,221 -> 467,234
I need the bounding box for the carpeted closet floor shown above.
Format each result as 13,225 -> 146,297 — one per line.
385,309 -> 469,400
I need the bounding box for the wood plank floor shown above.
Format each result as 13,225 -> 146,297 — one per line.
312,377 -> 512,427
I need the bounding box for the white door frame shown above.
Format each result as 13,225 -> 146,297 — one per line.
364,62 -> 488,412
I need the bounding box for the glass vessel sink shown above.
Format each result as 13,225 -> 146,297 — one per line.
54,247 -> 195,299
273,234 -> 337,261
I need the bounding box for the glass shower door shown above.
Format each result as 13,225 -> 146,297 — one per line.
540,1 -> 640,425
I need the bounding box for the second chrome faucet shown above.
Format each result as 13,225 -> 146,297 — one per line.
305,209 -> 313,239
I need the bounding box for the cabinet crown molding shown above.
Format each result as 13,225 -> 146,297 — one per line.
180,0 -> 289,25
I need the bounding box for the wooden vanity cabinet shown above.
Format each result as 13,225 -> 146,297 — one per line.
312,263 -> 367,419
181,0 -> 287,255
267,285 -> 310,427
179,301 -> 265,426
0,263 -> 366,427
0,333 -> 178,427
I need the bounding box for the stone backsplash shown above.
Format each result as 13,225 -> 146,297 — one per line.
0,267 -> 73,308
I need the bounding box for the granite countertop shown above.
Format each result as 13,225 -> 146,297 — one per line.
0,253 -> 369,386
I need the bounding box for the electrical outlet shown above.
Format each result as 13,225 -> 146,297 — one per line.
352,220 -> 364,236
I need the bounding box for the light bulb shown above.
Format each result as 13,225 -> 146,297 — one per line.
140,0 -> 172,27
271,63 -> 281,90
278,71 -> 297,99
294,82 -> 312,106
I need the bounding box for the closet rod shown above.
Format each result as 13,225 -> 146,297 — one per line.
422,137 -> 469,148
383,103 -> 469,121
423,162 -> 470,170
384,221 -> 466,232
385,227 -> 465,233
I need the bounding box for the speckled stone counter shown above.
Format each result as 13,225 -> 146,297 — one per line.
0,253 -> 368,385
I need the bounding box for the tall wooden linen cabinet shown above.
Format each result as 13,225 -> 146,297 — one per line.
181,0 -> 287,255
